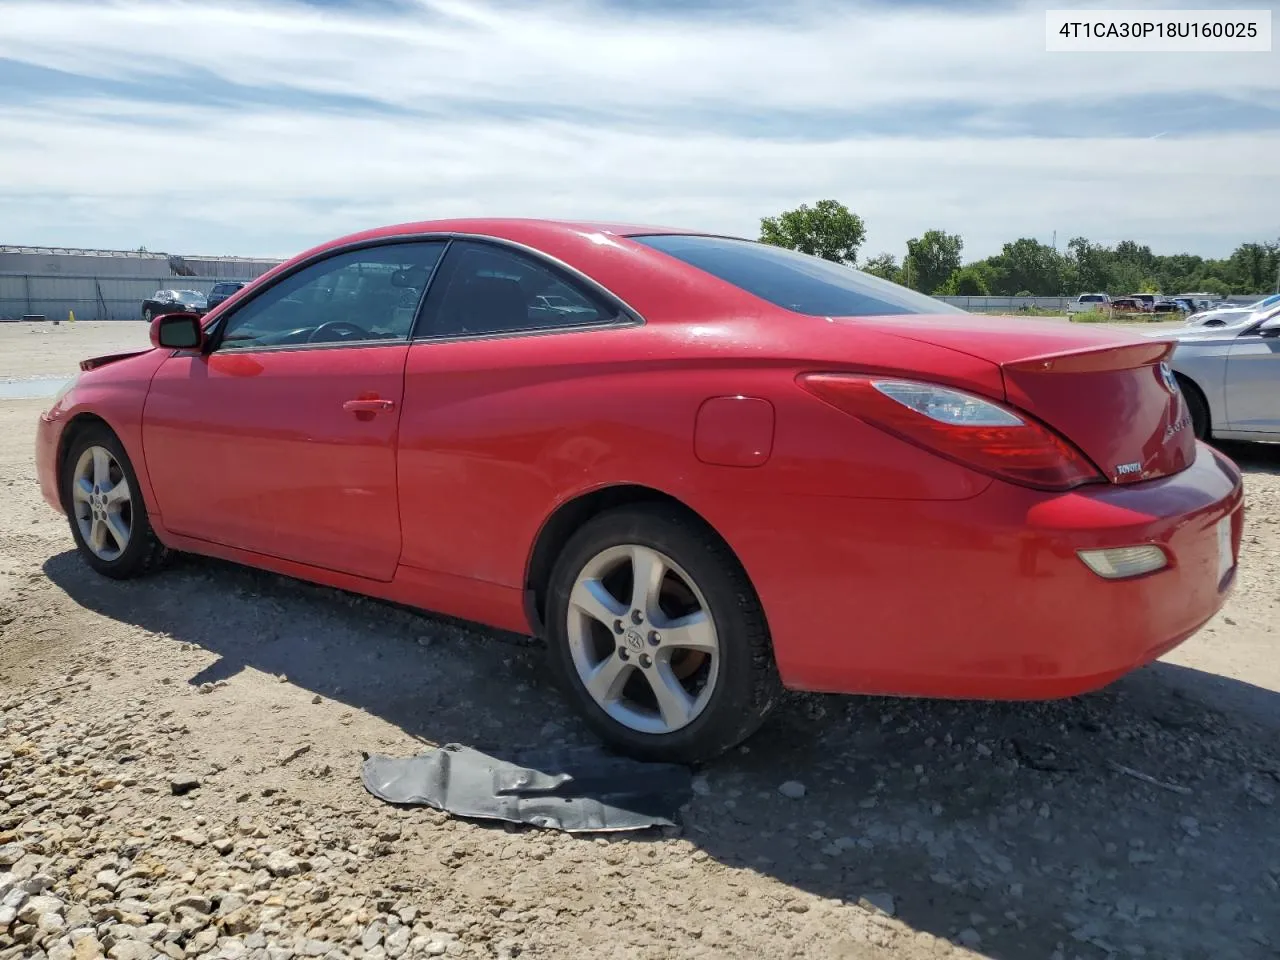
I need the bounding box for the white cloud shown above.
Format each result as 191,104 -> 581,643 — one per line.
0,0 -> 1276,258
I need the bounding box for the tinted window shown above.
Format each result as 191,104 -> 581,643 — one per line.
631,234 -> 964,317
419,240 -> 614,338
217,242 -> 445,351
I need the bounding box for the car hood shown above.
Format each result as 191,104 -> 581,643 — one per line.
1142,324 -> 1250,343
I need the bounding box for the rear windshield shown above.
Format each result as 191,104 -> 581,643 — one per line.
630,234 -> 965,317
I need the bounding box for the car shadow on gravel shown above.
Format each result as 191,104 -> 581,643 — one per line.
44,548 -> 1280,960
1217,439 -> 1280,475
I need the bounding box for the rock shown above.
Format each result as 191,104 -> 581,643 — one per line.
211,838 -> 235,856
220,906 -> 257,935
94,870 -> 122,892
777,781 -> 806,800
265,851 -> 302,878
859,892 -> 896,916
361,924 -> 384,950
384,927 -> 410,958
17,894 -> 64,925
423,943 -> 447,957
107,943 -> 156,960
169,777 -> 200,797
277,745 -> 311,766
174,830 -> 207,847
172,895 -> 213,915
691,776 -> 711,797
74,936 -> 105,960
0,843 -> 24,866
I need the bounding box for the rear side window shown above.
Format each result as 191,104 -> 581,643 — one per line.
417,240 -> 617,338
630,234 -> 964,317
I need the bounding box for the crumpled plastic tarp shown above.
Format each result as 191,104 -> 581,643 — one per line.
361,742 -> 692,833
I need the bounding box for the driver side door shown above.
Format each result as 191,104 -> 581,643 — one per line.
142,240 -> 446,580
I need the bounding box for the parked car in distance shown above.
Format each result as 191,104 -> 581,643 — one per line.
1111,297 -> 1146,314
1067,293 -> 1111,316
37,218 -> 1244,762
141,289 -> 207,321
207,281 -> 248,310
1158,303 -> 1280,440
1186,308 -> 1252,328
1126,293 -> 1160,312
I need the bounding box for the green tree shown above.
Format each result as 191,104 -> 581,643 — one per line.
904,230 -> 963,294
938,264 -> 993,296
1066,237 -> 1109,293
759,199 -> 866,265
1226,241 -> 1280,293
860,252 -> 898,280
989,238 -> 1066,296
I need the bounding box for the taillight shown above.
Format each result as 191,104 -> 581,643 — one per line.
797,374 -> 1102,491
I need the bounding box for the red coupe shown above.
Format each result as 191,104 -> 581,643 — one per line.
35,219 -> 1244,762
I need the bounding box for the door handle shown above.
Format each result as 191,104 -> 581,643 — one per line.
343,398 -> 395,413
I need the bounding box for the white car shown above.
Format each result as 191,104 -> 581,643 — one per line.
1157,304 -> 1280,441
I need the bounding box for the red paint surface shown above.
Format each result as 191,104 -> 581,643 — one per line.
34,219 -> 1245,701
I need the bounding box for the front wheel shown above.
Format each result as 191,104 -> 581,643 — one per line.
142,307 -> 153,322
545,504 -> 781,764
61,424 -> 168,579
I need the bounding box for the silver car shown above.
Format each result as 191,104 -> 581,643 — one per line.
1157,304 -> 1280,441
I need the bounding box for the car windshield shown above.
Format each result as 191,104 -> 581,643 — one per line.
630,234 -> 964,317
176,290 -> 206,304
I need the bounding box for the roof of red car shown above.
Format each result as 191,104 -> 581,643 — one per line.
317,217 -> 704,251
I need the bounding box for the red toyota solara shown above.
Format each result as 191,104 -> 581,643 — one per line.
36,219 -> 1244,762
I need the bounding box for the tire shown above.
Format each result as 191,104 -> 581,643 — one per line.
544,503 -> 781,764
1177,375 -> 1211,440
143,307 -> 153,322
60,423 -> 168,579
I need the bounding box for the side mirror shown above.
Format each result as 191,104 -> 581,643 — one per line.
150,312 -> 205,350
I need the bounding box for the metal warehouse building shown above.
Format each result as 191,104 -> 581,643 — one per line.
0,245 -> 283,321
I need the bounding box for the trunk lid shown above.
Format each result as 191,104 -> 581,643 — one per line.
837,314 -> 1196,484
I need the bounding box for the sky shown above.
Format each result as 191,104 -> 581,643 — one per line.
0,0 -> 1277,262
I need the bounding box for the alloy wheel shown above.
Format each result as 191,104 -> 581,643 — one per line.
566,544 -> 720,734
71,445 -> 133,561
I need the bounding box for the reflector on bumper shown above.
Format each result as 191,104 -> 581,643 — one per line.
1077,545 -> 1168,579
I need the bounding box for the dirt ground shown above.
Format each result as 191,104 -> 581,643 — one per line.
2,321 -> 1278,960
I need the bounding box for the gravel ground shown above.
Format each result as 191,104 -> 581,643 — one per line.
2,322 -> 1279,960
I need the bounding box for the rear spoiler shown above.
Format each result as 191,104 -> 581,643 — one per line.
1001,341 -> 1173,375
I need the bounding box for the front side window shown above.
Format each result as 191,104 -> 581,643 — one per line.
418,240 -> 615,338
630,234 -> 965,317
216,242 -> 445,351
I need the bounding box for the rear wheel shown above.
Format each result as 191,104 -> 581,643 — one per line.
1177,375 -> 1210,440
545,504 -> 781,764
142,307 -> 153,322
61,424 -> 168,579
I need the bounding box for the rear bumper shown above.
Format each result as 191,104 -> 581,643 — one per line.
719,443 -> 1244,699
36,412 -> 65,514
